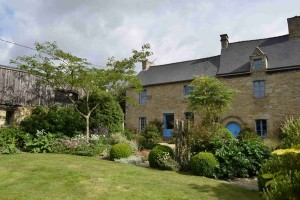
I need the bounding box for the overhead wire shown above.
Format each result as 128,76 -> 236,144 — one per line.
0,38 -> 106,68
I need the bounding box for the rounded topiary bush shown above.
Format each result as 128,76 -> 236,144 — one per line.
152,144 -> 175,158
148,145 -> 175,169
191,152 -> 219,178
110,143 -> 131,161
237,129 -> 261,142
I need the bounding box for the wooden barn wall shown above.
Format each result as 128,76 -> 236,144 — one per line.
0,66 -> 53,107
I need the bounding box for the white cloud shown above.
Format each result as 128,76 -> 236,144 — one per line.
0,0 -> 299,71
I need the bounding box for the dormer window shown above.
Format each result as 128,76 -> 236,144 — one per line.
253,59 -> 263,70
250,47 -> 268,72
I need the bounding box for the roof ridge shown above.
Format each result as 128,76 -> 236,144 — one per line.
152,55 -> 220,68
229,34 -> 288,45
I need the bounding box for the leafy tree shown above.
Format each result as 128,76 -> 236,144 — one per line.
12,41 -> 151,141
77,92 -> 124,133
187,76 -> 235,125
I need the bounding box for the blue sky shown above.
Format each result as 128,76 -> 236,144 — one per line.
0,0 -> 299,71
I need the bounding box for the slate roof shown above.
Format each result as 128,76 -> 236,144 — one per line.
138,56 -> 220,86
218,35 -> 300,75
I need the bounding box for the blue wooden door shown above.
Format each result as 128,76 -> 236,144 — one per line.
226,122 -> 241,138
163,113 -> 174,138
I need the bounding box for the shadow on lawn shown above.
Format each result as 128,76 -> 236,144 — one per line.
188,183 -> 259,200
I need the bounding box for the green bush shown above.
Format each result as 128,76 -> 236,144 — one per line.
110,132 -> 138,155
261,171 -> 300,200
78,93 -> 124,133
203,139 -> 270,179
0,127 -> 28,154
191,152 -> 219,178
258,151 -> 300,191
110,143 -> 131,160
152,144 -> 175,158
213,128 -> 234,140
141,124 -> 162,149
20,106 -> 85,137
149,145 -> 175,169
237,129 -> 262,142
280,117 -> 300,148
52,136 -> 110,157
25,130 -> 55,153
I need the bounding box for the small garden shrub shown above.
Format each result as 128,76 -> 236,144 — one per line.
52,134 -> 110,157
203,139 -> 270,179
110,143 -> 131,160
110,132 -> 138,155
148,145 -> 177,170
191,152 -> 219,178
237,129 -> 262,142
0,127 -> 29,154
141,124 -> 162,149
25,130 -> 55,153
261,171 -> 300,200
258,149 -> 300,191
280,117 -> 300,148
213,128 -> 234,140
114,155 -> 146,165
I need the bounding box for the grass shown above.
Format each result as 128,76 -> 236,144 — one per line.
0,153 -> 260,200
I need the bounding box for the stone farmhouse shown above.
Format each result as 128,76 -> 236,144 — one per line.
0,65 -> 79,126
125,16 -> 300,138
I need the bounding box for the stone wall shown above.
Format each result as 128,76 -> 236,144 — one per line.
220,69 -> 300,136
126,69 -> 300,137
0,109 -> 5,126
126,81 -> 191,130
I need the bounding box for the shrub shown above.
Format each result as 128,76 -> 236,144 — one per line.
261,171 -> 300,200
152,144 -> 175,158
110,132 -> 138,155
280,117 -> 300,148
77,93 -> 124,133
110,143 -> 131,160
141,124 -> 162,149
114,155 -> 146,165
213,128 -> 234,140
52,136 -> 110,157
0,127 -> 29,154
25,130 -> 55,153
191,152 -> 219,178
237,129 -> 262,142
203,139 -> 270,179
258,150 -> 300,191
148,145 -> 176,170
20,106 -> 85,137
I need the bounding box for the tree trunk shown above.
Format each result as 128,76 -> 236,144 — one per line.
85,115 -> 90,142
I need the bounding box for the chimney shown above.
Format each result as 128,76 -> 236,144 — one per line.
220,34 -> 229,49
288,16 -> 300,39
142,60 -> 152,71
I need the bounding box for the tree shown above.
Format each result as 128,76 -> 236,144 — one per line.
187,76 -> 235,126
11,41 -> 152,141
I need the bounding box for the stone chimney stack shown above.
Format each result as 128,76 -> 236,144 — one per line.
288,16 -> 300,39
220,34 -> 229,49
142,60 -> 152,71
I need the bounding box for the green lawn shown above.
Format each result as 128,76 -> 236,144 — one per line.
0,154 -> 260,200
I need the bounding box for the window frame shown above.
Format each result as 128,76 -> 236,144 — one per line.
255,119 -> 267,137
253,80 -> 265,98
253,58 -> 263,71
139,117 -> 147,132
184,85 -> 194,97
139,90 -> 147,105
